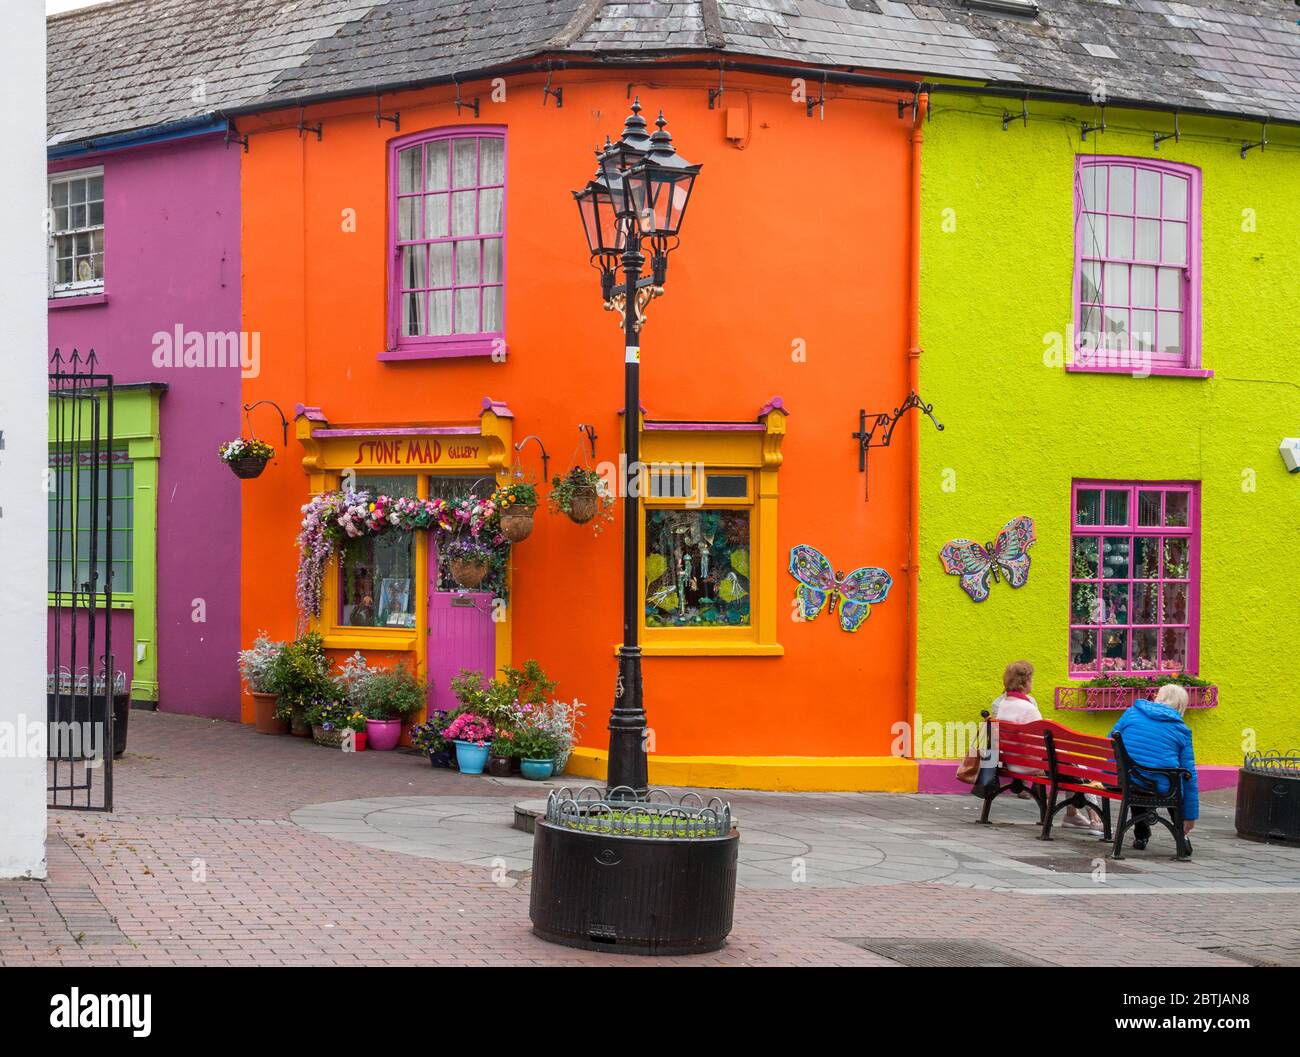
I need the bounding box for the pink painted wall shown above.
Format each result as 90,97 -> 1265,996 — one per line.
49,134 -> 242,719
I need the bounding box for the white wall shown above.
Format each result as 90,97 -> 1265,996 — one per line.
0,0 -> 48,878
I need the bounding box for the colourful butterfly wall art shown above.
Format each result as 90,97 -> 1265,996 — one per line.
939,516 -> 1036,603
788,545 -> 893,633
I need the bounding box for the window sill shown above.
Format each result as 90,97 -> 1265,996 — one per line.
1066,363 -> 1213,380
616,641 -> 784,658
321,628 -> 418,652
379,337 -> 505,363
48,595 -> 133,610
49,292 -> 108,310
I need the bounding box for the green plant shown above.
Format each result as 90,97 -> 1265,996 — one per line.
493,481 -> 538,508
1079,672 -> 1211,689
356,662 -> 426,721
490,731 -> 519,757
237,632 -> 283,694
515,726 -> 559,760
267,632 -> 331,719
548,466 -> 614,531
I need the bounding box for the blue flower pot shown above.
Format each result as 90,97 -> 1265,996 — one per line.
521,758 -> 554,781
453,740 -> 489,775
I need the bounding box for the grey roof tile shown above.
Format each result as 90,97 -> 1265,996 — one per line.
48,0 -> 1300,144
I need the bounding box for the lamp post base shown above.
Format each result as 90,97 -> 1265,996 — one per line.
607,645 -> 648,798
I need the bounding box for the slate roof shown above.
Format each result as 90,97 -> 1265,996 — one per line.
48,0 -> 1300,145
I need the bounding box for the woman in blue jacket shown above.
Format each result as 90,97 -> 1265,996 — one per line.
1110,684 -> 1199,851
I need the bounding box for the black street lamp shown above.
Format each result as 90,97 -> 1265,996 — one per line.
573,100 -> 701,798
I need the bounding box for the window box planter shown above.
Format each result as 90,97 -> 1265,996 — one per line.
1054,683 -> 1218,711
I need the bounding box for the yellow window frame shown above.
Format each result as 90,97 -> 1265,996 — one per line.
628,405 -> 787,657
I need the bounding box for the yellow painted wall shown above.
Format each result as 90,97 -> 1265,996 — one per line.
917,99 -> 1300,764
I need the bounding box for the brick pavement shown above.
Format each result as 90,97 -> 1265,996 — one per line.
1,711 -> 1296,966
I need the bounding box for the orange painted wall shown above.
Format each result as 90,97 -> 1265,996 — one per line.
239,65 -> 914,758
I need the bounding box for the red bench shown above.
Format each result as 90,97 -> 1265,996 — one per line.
975,713 -> 1192,860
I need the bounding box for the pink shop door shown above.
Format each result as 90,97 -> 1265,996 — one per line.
426,539 -> 495,716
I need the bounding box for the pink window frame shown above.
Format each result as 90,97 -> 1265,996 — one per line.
382,125 -> 506,362
1071,156 -> 1209,379
1068,479 -> 1201,678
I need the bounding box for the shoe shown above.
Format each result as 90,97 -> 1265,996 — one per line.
1133,836 -> 1148,850
1063,814 -> 1104,834
1016,790 -> 1032,800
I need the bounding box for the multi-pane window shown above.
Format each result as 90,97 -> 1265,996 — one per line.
392,130 -> 504,347
1075,157 -> 1200,371
644,468 -> 752,629
1069,481 -> 1199,677
338,475 -> 418,628
48,455 -> 133,597
49,167 -> 105,296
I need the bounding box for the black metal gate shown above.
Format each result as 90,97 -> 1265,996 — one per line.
48,349 -> 116,811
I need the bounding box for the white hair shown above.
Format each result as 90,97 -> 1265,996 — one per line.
1155,683 -> 1189,716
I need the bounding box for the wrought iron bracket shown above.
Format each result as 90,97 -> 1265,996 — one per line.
543,65 -> 563,108
242,400 -> 289,447
454,77 -> 479,119
1002,97 -> 1028,131
514,434 -> 551,483
297,108 -> 322,141
708,64 -> 725,109
1081,106 -> 1106,141
1153,110 -> 1180,150
225,124 -> 249,152
578,424 -> 598,460
375,97 -> 400,131
1241,119 -> 1268,158
806,74 -> 826,119
852,390 -> 944,500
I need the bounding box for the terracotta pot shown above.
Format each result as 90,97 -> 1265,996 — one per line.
566,487 -> 598,525
251,692 -> 288,735
488,754 -> 513,778
227,453 -> 269,479
499,505 -> 536,543
449,557 -> 488,589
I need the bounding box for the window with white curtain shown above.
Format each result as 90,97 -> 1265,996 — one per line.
390,129 -> 505,355
48,166 -> 105,297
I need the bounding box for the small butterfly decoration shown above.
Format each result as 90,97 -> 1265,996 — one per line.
939,516 -> 1036,603
788,545 -> 893,633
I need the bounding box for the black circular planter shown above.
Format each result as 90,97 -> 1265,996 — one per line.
1235,752 -> 1300,844
529,788 -> 738,956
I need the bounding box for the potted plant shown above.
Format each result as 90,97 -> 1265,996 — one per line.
267,631 -> 329,736
410,714 -> 454,767
239,632 -> 288,735
443,712 -> 494,775
309,696 -> 351,748
445,537 -> 494,590
531,696 -> 585,775
354,662 -> 425,750
494,481 -> 539,543
488,730 -> 518,777
517,726 -> 559,781
219,436 -> 275,479
549,467 -> 614,530
344,710 -> 368,751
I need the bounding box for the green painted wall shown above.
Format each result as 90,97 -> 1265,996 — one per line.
917,100 -> 1300,764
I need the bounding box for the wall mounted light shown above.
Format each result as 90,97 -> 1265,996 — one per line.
1281,438 -> 1300,474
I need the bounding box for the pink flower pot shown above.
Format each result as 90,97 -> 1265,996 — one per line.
365,718 -> 402,751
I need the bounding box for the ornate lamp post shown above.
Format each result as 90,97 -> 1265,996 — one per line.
526,103 -> 732,957
573,101 -> 700,798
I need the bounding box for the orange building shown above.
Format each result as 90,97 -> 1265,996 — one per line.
237,60 -> 922,790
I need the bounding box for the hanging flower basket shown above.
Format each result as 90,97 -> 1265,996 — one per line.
494,482 -> 540,542
219,437 -> 275,480
450,558 -> 489,589
499,505 -> 536,542
549,468 -> 614,531
445,538 -> 494,590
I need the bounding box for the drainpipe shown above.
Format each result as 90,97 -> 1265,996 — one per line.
906,94 -> 928,756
